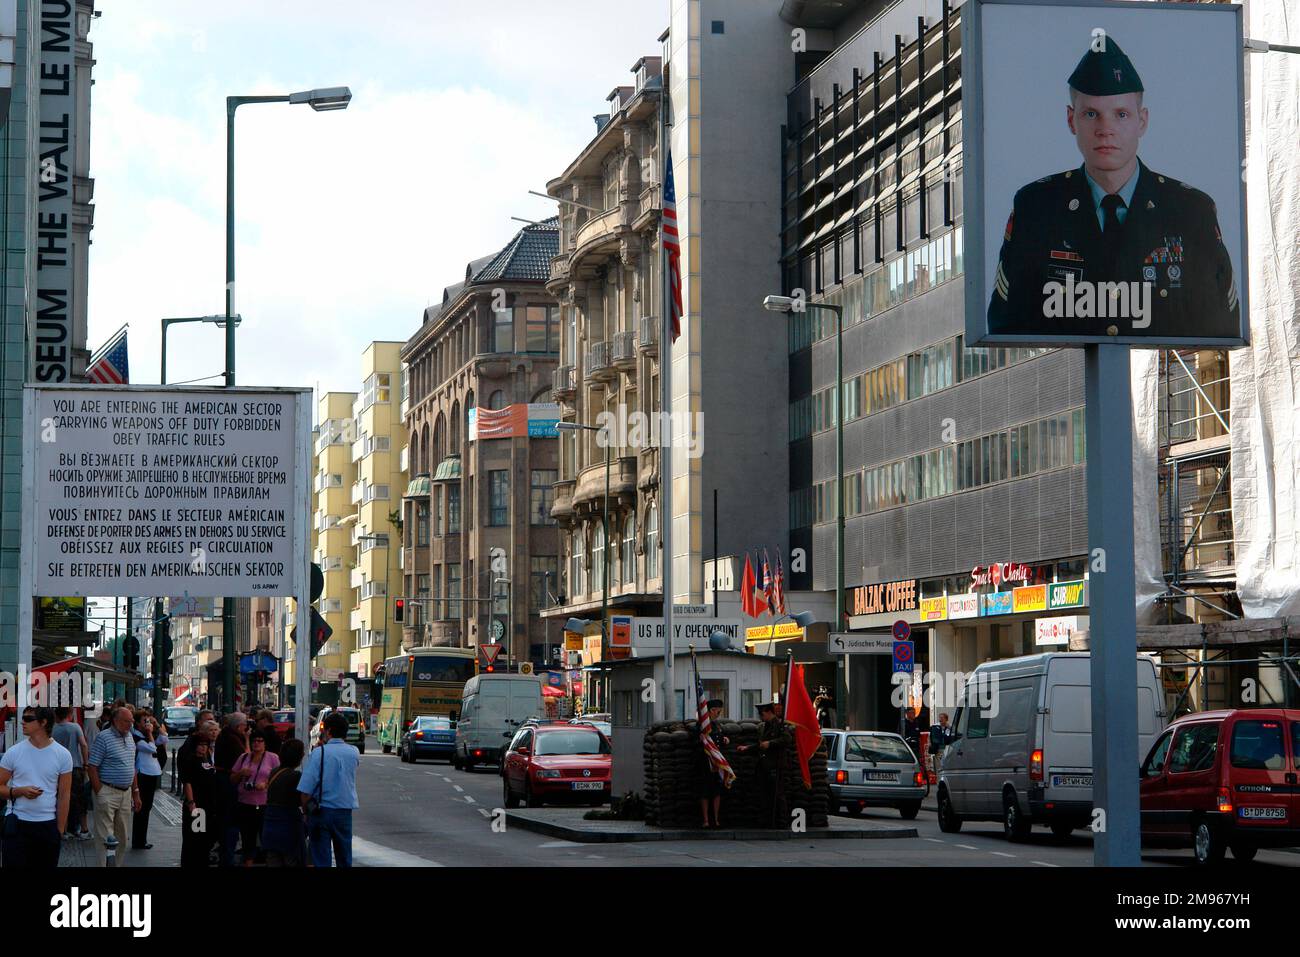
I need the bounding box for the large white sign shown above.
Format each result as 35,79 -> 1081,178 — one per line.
631,618 -> 742,650
1035,615 -> 1088,647
29,386 -> 310,597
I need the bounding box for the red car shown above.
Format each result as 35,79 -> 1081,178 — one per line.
1140,708 -> 1300,864
271,710 -> 296,741
501,723 -> 612,808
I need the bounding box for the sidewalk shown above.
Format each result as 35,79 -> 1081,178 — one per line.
59,785 -> 184,868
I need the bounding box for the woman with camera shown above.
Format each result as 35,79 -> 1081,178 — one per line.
132,711 -> 168,851
230,731 -> 279,866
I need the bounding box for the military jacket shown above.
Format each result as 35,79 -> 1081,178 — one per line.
987,160 -> 1238,339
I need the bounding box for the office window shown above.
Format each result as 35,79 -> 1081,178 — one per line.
447,484 -> 461,533
571,532 -> 586,599
645,506 -> 659,579
622,515 -> 636,586
431,567 -> 443,619
526,306 -> 558,353
531,469 -> 557,525
487,390 -> 507,411
592,525 -> 605,594
432,488 -> 444,537
530,556 -> 559,610
416,501 -> 429,547
488,471 -> 509,526
447,564 -> 461,619
493,308 -> 513,353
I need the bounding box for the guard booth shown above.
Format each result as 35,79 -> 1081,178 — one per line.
606,649 -> 783,798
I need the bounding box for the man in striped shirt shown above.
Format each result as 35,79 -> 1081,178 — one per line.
86,706 -> 141,866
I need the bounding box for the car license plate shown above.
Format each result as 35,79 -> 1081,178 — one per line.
864,771 -> 898,782
1239,806 -> 1287,820
1051,774 -> 1092,788
571,781 -> 604,791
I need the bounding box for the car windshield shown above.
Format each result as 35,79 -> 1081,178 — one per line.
844,735 -> 914,763
165,708 -> 194,721
414,717 -> 452,731
534,730 -> 610,756
274,712 -> 293,722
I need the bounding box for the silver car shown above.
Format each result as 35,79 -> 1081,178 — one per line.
823,729 -> 926,820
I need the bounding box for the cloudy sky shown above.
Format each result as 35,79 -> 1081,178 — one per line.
87,1 -> 667,404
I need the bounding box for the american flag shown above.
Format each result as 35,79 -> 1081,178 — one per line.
693,649 -> 735,789
86,327 -> 129,384
661,147 -> 683,342
773,552 -> 787,617
762,548 -> 775,617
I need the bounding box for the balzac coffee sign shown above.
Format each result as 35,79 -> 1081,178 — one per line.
847,579 -> 919,616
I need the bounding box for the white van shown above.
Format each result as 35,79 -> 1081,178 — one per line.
454,673 -> 544,770
937,652 -> 1165,840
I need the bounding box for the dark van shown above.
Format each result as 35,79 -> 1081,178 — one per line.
1140,708 -> 1300,864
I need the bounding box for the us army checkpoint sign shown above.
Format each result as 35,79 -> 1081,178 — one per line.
23,385 -> 312,598
962,0 -> 1247,347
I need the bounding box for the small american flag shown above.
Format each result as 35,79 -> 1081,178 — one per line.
86,327 -> 129,384
693,649 -> 735,789
773,552 -> 787,617
661,147 -> 683,342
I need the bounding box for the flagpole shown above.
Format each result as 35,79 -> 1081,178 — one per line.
659,74 -> 675,722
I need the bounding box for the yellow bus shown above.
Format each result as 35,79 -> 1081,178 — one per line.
375,649 -> 477,754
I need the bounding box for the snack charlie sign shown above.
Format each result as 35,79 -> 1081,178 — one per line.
26,386 -> 311,597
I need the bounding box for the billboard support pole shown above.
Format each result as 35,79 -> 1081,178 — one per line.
1084,343 -> 1141,867
295,393 -> 313,744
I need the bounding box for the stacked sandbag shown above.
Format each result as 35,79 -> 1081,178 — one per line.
640,718 -> 831,829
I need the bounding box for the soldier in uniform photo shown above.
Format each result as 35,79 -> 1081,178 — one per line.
987,36 -> 1239,339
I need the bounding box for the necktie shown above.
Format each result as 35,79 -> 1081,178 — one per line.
1100,193 -> 1125,235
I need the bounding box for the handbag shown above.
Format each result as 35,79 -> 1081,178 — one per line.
304,746 -> 325,817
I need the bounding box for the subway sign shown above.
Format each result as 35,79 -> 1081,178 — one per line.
1048,579 -> 1088,610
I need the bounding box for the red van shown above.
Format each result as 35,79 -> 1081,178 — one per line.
1139,709 -> 1300,864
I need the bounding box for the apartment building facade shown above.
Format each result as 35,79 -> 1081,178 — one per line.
297,391 -> 358,700
348,342 -> 407,693
545,55 -> 669,627
400,221 -> 562,668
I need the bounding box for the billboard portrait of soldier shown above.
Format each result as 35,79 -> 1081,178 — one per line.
965,1 -> 1247,346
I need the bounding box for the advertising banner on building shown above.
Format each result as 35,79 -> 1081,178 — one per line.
919,596 -> 947,622
1012,584 -> 1048,614
1036,615 -> 1089,646
846,579 -> 919,617
1048,579 -> 1089,610
468,403 -> 560,440
946,593 -> 980,620
963,0 -> 1247,347
26,386 -> 311,598
982,592 -> 1014,617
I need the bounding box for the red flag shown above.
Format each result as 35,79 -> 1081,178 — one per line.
784,661 -> 821,789
740,554 -> 758,619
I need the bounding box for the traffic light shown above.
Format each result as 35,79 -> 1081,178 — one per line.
394,597 -> 405,623
290,562 -> 334,659
122,636 -> 140,671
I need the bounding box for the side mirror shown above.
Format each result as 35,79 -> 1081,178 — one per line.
516,746 -> 531,757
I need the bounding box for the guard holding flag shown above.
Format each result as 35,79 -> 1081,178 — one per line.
738,700 -> 792,828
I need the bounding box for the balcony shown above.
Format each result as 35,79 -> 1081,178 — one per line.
400,396 -> 410,423
350,482 -> 363,505
573,456 -> 638,511
585,341 -> 615,382
611,330 -> 637,371
399,445 -> 409,472
572,206 -> 624,265
351,567 -> 364,589
549,254 -> 570,287
350,608 -> 363,632
638,315 -> 659,357
551,479 -> 576,523
553,364 -> 576,401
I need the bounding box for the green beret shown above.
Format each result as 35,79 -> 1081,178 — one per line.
1068,36 -> 1143,97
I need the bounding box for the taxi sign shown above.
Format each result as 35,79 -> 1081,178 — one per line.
892,640 -> 915,674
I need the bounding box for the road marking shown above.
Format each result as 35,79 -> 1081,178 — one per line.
537,840 -> 581,847
478,808 -> 492,818
954,843 -> 977,850
1031,860 -> 1059,868
924,838 -> 946,843
425,771 -> 440,776
453,785 -> 464,793
351,835 -> 444,867
463,795 -> 476,804
442,776 -> 452,783
991,851 -> 1016,858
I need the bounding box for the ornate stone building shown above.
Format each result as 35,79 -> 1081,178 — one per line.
400,221 -> 562,667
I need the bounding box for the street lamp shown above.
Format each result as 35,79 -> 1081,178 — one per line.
556,420 -> 611,663
223,84 -> 351,717
160,314 -> 241,384
763,294 -> 847,718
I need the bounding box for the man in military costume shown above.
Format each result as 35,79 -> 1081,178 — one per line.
737,700 -> 793,828
987,36 -> 1238,339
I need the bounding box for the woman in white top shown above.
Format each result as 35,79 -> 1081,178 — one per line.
0,706 -> 72,869
131,712 -> 167,850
